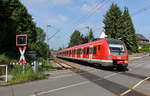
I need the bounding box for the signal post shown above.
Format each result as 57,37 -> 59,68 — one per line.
10,34 -> 28,72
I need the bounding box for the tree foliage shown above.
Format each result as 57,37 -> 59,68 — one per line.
29,41 -> 50,59
68,30 -> 82,47
103,3 -> 123,39
36,27 -> 46,42
89,28 -> 95,42
81,34 -> 89,44
103,3 -> 138,52
121,7 -> 138,52
0,0 -> 49,59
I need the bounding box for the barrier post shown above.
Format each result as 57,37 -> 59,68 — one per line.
6,65 -> 8,82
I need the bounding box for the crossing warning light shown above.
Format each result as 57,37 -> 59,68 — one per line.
16,34 -> 27,46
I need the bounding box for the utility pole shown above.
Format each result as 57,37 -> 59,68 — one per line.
47,24 -> 51,63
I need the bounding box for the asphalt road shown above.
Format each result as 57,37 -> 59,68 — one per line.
0,56 -> 150,96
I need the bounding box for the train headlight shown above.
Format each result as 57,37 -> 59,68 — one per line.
108,56 -> 112,59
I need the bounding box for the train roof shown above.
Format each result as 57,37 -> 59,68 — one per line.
58,38 -> 123,52
58,38 -> 105,52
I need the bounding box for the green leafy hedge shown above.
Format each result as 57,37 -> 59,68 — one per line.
139,44 -> 150,52
0,54 -> 8,64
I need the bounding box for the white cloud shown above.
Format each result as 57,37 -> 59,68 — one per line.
81,1 -> 101,13
81,4 -> 92,12
75,24 -> 94,30
47,18 -> 60,25
59,15 -> 68,22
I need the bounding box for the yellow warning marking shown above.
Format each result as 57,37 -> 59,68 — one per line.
120,76 -> 150,96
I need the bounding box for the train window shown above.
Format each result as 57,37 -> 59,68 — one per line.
93,47 -> 97,54
77,49 -> 80,54
79,49 -> 81,55
68,51 -> 69,55
75,49 -> 76,54
98,45 -> 100,50
83,48 -> 86,54
79,49 -> 81,54
70,50 -> 71,54
87,48 -> 89,54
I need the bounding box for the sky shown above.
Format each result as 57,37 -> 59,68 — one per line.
21,0 -> 150,50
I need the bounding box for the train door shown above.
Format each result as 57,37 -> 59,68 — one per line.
77,48 -> 81,58
87,47 -> 89,58
93,45 -> 98,59
83,47 -> 86,59
97,44 -> 101,59
72,49 -> 75,58
75,48 -> 77,58
81,47 -> 83,58
89,45 -> 93,61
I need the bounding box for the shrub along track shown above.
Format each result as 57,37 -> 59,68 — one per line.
52,57 -> 149,96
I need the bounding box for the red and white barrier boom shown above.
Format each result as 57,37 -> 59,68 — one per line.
10,34 -> 28,65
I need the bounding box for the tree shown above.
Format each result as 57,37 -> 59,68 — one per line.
89,28 -> 95,42
30,41 -> 50,59
103,3 -> 123,39
36,27 -> 46,42
122,7 -> 138,52
0,0 -> 50,59
0,0 -> 37,52
81,34 -> 89,44
103,3 -> 138,52
68,30 -> 82,47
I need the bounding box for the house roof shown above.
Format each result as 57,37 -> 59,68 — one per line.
136,34 -> 149,41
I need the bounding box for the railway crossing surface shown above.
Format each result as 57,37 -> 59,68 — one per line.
0,56 -> 150,96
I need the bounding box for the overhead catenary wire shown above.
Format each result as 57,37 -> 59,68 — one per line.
73,0 -> 110,29
131,5 -> 150,16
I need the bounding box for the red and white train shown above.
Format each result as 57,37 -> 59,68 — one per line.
57,38 -> 128,68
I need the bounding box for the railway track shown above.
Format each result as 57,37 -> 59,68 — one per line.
50,57 -> 150,96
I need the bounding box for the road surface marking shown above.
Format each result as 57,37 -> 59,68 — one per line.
31,72 -> 118,96
120,76 -> 150,96
31,81 -> 89,96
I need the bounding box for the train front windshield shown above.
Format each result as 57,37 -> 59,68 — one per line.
109,44 -> 125,52
107,39 -> 126,56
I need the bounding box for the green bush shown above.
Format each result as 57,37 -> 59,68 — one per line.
0,54 -> 9,64
38,57 -> 55,71
128,50 -> 132,55
29,41 -> 50,59
0,54 -> 9,75
139,44 -> 150,52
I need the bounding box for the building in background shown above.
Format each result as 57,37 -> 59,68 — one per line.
136,34 -> 150,49
99,31 -> 107,38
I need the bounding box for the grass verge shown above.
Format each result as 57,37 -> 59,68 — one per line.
10,65 -> 46,84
